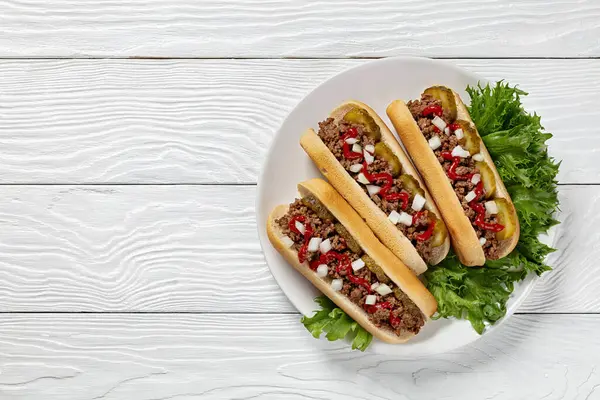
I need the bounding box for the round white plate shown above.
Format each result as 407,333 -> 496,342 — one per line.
256,57 -> 549,356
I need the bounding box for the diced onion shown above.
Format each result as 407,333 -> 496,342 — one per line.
472,153 -> 484,162
471,173 -> 481,184
364,144 -> 375,154
452,145 -> 470,158
371,282 -> 380,290
464,191 -> 477,203
444,127 -> 450,135
345,137 -> 358,145
388,210 -> 401,224
351,258 -> 365,272
455,128 -> 464,139
428,135 -> 442,150
485,200 -> 498,215
295,220 -> 305,235
479,237 -> 487,246
307,237 -> 322,252
316,264 -> 328,277
366,185 -> 381,196
364,150 -> 375,165
281,235 -> 294,248
376,283 -> 393,296
331,279 -> 343,291
349,163 -> 363,173
398,211 -> 413,226
352,143 -> 362,154
319,238 -> 332,254
432,116 -> 447,131
357,173 -> 370,184
364,295 -> 377,305
411,193 -> 426,212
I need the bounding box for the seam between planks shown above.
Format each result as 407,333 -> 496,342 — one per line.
1,56 -> 600,61
0,183 -> 590,186
0,311 -> 597,315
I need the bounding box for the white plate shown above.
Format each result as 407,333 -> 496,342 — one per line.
256,57 -> 550,356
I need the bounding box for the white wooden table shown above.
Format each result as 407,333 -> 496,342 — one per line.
1,1 -> 599,399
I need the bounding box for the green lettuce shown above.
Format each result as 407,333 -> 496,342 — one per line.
301,296 -> 373,351
300,81 -> 559,348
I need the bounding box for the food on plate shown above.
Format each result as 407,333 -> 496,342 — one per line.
386,86 -> 520,266
299,101 -> 450,275
297,81 -> 559,348
267,178 -> 437,344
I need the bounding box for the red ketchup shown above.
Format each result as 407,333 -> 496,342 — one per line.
411,211 -> 436,241
288,215 -> 314,263
364,301 -> 401,328
440,152 -> 472,181
310,251 -> 371,292
416,221 -> 436,241
389,314 -> 402,328
469,201 -> 505,232
473,181 -> 485,199
448,123 -> 462,132
341,127 -> 363,160
361,161 -> 409,207
422,104 -> 443,117
364,301 -> 392,314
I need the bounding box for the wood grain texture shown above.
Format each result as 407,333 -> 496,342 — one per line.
1,0 -> 600,58
0,184 -> 589,313
0,59 -> 598,184
0,185 -> 290,312
1,313 -> 599,400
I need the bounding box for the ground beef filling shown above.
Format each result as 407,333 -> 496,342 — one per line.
317,118 -> 434,261
407,95 -> 501,259
276,199 -> 425,335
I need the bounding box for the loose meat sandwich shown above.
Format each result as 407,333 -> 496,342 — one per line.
386,86 -> 520,266
267,179 -> 437,343
300,101 -> 450,275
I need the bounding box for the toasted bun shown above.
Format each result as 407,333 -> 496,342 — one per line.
266,178 -> 437,344
300,100 -> 450,274
386,89 -> 519,266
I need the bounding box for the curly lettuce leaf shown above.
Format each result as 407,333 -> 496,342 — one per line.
425,81 -> 559,332
301,296 -> 372,351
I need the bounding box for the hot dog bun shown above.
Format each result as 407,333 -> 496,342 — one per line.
300,101 -> 450,275
386,88 -> 519,266
267,178 -> 437,343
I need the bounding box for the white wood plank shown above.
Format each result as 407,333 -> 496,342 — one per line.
0,185 -> 290,312
0,184 -> 590,313
0,59 -> 598,184
1,313 -> 599,400
1,0 -> 600,57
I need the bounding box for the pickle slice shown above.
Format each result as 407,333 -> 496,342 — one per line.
399,174 -> 425,200
343,108 -> 382,141
430,216 -> 448,247
362,254 -> 390,284
475,161 -> 496,199
495,198 -> 517,241
455,119 -> 481,155
392,287 -> 414,303
301,195 -> 334,221
423,86 -> 458,121
374,142 -> 402,177
334,223 -> 362,255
